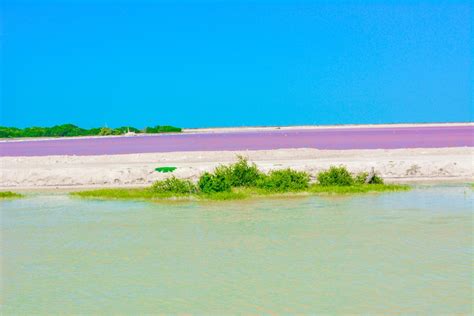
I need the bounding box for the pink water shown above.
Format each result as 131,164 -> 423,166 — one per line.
0,126 -> 472,157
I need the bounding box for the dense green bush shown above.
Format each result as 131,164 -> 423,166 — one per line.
227,156 -> 263,187
145,125 -> 182,133
0,126 -> 22,138
198,172 -> 232,193
196,157 -> 263,193
317,166 -> 354,186
151,176 -> 197,194
257,168 -> 310,192
46,124 -> 87,137
99,127 -> 114,136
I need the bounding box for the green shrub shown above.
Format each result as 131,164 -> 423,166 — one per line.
99,127 -> 114,136
151,176 -> 197,194
369,174 -> 384,184
227,156 -> 263,187
113,126 -> 140,134
317,166 -> 354,186
145,125 -> 182,133
45,124 -> 87,137
257,168 -> 310,192
198,172 -> 232,193
354,172 -> 368,185
0,126 -> 22,138
355,171 -> 384,185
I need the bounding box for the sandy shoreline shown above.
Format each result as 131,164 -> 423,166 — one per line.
1,147 -> 472,190
184,122 -> 473,134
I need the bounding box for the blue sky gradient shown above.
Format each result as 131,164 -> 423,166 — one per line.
1,0 -> 472,128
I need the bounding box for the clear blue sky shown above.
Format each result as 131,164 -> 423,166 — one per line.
1,0 -> 472,128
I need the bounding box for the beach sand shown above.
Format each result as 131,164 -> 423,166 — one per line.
1,147 -> 472,189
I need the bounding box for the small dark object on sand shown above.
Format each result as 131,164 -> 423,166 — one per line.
155,167 -> 177,173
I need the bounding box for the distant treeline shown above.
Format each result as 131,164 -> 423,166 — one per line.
0,124 -> 182,138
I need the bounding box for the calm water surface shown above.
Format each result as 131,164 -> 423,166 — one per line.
1,186 -> 473,314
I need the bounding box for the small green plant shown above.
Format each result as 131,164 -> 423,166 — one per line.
198,172 -> 232,193
155,166 -> 177,173
151,176 -> 197,194
257,168 -> 310,192
317,166 -> 354,186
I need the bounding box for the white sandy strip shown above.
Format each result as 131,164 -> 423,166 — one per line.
183,122 -> 474,134
0,147 -> 472,189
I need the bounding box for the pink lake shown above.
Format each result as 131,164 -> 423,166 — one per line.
0,125 -> 472,157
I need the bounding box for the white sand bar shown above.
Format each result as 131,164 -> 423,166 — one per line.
1,147 -> 472,189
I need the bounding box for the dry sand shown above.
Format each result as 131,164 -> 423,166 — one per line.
1,147 -> 472,190
184,122 -> 474,134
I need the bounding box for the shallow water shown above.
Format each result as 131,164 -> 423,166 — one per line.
1,186 -> 473,314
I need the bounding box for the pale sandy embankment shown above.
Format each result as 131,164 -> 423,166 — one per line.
184,122 -> 474,134
0,147 -> 472,190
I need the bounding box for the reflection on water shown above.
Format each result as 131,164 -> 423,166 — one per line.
2,186 -> 473,314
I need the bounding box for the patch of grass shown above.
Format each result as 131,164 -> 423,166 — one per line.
308,183 -> 410,194
71,158 -> 411,202
71,183 -> 410,202
0,191 -> 24,199
70,188 -> 183,200
198,191 -> 248,201
71,187 -> 245,201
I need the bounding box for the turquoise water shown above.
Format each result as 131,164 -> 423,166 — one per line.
2,186 -> 473,314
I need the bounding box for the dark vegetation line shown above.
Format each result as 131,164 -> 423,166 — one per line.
0,191 -> 24,199
0,124 -> 182,138
72,157 -> 410,201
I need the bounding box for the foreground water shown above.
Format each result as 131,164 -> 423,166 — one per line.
2,186 -> 472,314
